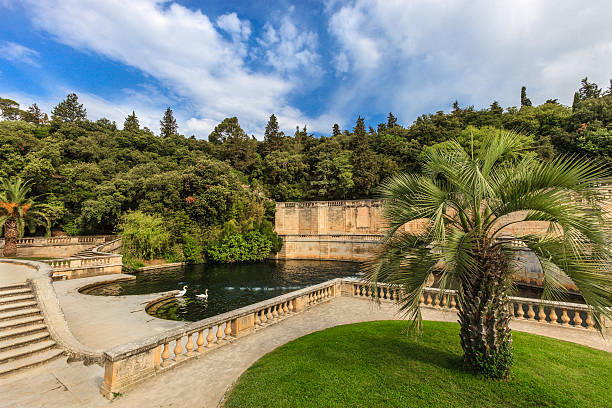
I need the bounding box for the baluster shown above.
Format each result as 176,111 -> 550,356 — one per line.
585,312 -> 595,330
440,294 -> 447,308
216,324 -> 224,342
538,305 -> 547,322
450,294 -> 457,310
288,300 -> 294,313
426,293 -> 432,306
225,320 -> 232,338
516,303 -> 524,319
433,294 -> 440,308
389,288 -> 394,301
419,293 -> 425,305
572,310 -> 582,327
272,304 -> 279,318
560,309 -> 570,325
173,337 -> 184,361
267,306 -> 273,321
253,312 -> 260,326
185,333 -> 194,356
365,286 -> 369,297
196,330 -> 205,353
549,307 -> 558,324
527,304 -> 535,320
283,302 -> 289,314
161,342 -> 171,367
259,309 -> 266,324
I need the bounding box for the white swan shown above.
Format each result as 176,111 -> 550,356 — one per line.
176,285 -> 188,297
196,289 -> 208,300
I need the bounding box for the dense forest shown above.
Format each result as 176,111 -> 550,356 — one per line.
1,77 -> 611,265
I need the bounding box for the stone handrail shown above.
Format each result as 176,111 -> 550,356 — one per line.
41,254 -> 123,271
349,281 -> 599,330
92,238 -> 122,255
278,199 -> 383,208
0,259 -> 104,364
280,234 -> 384,241
0,235 -> 115,247
101,279 -> 341,398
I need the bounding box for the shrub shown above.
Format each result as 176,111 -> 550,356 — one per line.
117,211 -> 171,260
182,234 -> 203,264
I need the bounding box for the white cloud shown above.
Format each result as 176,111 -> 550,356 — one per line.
0,41 -> 40,67
327,0 -> 612,121
21,0 -> 323,138
258,16 -> 320,76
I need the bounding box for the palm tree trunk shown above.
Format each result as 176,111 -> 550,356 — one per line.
3,217 -> 18,257
457,244 -> 513,379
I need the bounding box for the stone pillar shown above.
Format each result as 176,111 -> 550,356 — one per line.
231,314 -> 254,336
101,345 -> 161,399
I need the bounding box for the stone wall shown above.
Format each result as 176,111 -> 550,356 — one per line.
0,236 -> 114,258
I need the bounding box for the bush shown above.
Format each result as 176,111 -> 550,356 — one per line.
117,211 -> 171,260
182,234 -> 203,264
206,230 -> 272,263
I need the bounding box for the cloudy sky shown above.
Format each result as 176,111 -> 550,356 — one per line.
1,0 -> 611,138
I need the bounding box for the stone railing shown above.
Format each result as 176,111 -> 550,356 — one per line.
41,253 -> 123,280
0,235 -> 114,247
100,279 -> 340,398
92,238 -> 122,255
99,278 -> 611,398
281,234 -> 384,241
349,282 -> 598,330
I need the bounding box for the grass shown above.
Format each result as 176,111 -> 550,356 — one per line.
224,321 -> 611,408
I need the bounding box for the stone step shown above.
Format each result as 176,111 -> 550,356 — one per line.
0,331 -> 49,351
0,307 -> 40,322
0,324 -> 46,341
0,288 -> 31,297
0,294 -> 35,305
0,339 -> 56,364
0,315 -> 44,330
0,300 -> 37,313
0,284 -> 29,293
0,348 -> 63,377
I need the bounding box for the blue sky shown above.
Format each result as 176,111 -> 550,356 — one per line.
1,1 -> 611,138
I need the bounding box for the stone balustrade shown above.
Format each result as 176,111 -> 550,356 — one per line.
100,278 -> 609,399
349,282 -> 598,330
0,235 -> 112,247
100,279 -> 339,398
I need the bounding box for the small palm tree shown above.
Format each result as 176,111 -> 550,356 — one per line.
0,178 -> 50,257
366,130 -> 611,379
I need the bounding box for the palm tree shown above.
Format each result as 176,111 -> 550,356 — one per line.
366,130 -> 611,379
0,178 -> 50,257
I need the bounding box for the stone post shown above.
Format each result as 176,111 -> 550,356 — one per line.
101,345 -> 161,399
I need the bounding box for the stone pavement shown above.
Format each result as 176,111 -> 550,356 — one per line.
0,274 -> 609,408
0,262 -> 38,286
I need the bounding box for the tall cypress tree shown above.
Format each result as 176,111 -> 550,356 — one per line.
160,107 -> 178,138
351,116 -> 378,197
332,123 -> 341,137
387,112 -> 397,128
262,114 -> 283,155
572,92 -> 581,110
578,77 -> 601,100
520,86 -> 532,107
123,111 -> 140,132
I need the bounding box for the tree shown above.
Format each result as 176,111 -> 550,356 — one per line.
350,116 -> 379,196
0,98 -> 22,120
0,178 -> 50,256
332,123 -> 341,137
22,104 -> 45,125
366,129 -> 611,379
520,86 -> 532,107
261,114 -> 283,155
489,101 -> 503,115
123,111 -> 140,132
160,107 -> 178,138
604,79 -> 612,96
572,92 -> 581,110
51,93 -> 87,122
578,77 -> 601,100
387,112 -> 398,128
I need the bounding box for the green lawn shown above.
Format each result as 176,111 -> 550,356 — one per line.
224,321 -> 611,408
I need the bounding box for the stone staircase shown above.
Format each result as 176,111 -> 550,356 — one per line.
0,283 -> 63,376
72,246 -> 97,258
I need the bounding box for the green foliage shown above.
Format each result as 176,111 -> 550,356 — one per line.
117,211 -> 171,260
160,107 -> 178,138
181,234 -> 203,264
206,230 -> 272,263
51,93 -> 87,123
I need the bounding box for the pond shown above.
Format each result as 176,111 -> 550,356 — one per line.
85,260 -> 362,322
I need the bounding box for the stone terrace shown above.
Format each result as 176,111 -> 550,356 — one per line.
0,273 -> 609,408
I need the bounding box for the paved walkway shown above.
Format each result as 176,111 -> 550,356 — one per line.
0,261 -> 38,285
0,272 -> 609,408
